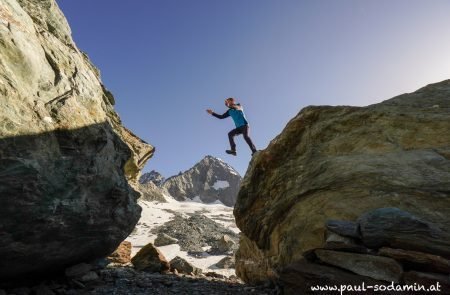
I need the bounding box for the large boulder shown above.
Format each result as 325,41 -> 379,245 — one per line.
0,0 -> 153,280
234,80 -> 450,283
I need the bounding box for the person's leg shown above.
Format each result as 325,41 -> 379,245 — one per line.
242,125 -> 257,153
228,128 -> 240,151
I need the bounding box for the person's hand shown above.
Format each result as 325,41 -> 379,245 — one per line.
206,109 -> 213,114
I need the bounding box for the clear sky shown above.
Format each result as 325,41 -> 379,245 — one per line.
56,0 -> 450,177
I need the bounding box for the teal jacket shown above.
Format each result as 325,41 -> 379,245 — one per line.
212,104 -> 249,128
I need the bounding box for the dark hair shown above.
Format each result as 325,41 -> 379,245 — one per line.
226,97 -> 235,102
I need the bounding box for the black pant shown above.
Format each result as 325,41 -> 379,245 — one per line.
228,125 -> 256,152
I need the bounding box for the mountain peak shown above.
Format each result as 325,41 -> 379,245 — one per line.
162,156 -> 242,206
140,170 -> 165,186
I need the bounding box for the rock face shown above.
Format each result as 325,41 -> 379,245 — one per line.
162,156 -> 241,206
0,0 -> 153,280
234,80 -> 450,283
139,181 -> 167,203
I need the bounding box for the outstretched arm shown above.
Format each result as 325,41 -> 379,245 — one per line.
207,109 -> 230,119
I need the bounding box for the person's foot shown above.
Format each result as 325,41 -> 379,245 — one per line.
226,150 -> 237,156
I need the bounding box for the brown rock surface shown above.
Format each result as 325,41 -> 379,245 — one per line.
131,243 -> 170,273
108,241 -> 132,264
234,80 -> 450,283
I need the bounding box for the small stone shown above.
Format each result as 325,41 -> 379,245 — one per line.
154,233 -> 178,247
0,289 -> 5,295
65,263 -> 92,278
170,256 -> 202,275
217,235 -> 236,253
107,241 -> 132,264
324,231 -> 370,253
215,256 -> 235,269
131,243 -> 170,272
80,271 -> 99,282
205,272 -> 227,279
326,220 -> 360,239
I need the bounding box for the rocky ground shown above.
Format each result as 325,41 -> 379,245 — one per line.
127,198 -> 240,278
0,264 -> 278,295
152,213 -> 239,253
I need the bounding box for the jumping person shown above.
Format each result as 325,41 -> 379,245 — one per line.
206,97 -> 257,156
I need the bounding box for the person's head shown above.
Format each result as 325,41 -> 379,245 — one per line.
225,97 -> 235,107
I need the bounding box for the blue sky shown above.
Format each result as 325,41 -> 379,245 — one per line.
57,0 -> 450,177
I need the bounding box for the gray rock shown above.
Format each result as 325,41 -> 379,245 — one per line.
163,156 -> 241,206
279,259 -> 381,295
0,0 -> 153,280
0,290 -> 5,295
315,249 -> 403,282
170,256 -> 202,275
358,208 -> 450,258
80,271 -> 100,282
324,231 -> 370,253
204,272 -> 227,279
379,247 -> 450,274
154,233 -> 178,247
326,220 -> 360,239
215,256 -> 235,269
65,263 -> 92,278
216,235 -> 236,253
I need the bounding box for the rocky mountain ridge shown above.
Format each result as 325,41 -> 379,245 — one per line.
140,155 -> 241,206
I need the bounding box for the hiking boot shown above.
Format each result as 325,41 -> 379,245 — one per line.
226,150 -> 237,156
